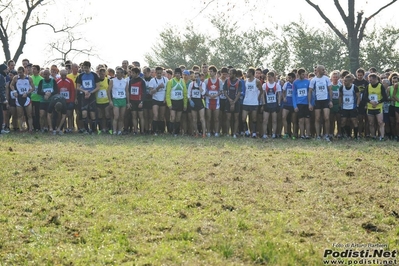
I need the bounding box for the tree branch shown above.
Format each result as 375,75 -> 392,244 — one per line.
358,0 -> 397,43
354,11 -> 364,33
26,22 -> 80,33
333,0 -> 348,23
304,0 -> 348,45
194,0 -> 217,19
0,16 -> 11,60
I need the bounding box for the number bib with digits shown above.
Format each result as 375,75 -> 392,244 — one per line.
369,94 -> 378,101
332,91 -> 339,99
174,90 -> 182,98
97,90 -> 107,98
297,88 -> 307,97
267,94 -> 276,103
286,89 -> 293,97
60,91 -> 70,99
131,86 -> 139,95
192,90 -> 201,98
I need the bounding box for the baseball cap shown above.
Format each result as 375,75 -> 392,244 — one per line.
183,70 -> 190,76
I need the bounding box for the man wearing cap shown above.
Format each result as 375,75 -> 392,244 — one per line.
166,68 -> 188,136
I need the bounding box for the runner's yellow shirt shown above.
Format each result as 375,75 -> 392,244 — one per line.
366,83 -> 383,111
96,77 -> 109,104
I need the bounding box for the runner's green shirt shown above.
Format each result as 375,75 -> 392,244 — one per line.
331,84 -> 340,112
31,75 -> 43,102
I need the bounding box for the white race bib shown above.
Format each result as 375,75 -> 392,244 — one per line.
131,86 -> 139,95
286,89 -> 292,97
192,90 -> 200,98
332,91 -> 339,99
174,90 -> 182,98
97,90 -> 107,98
297,88 -> 307,97
117,90 -> 125,97
60,91 -> 70,100
43,88 -> 52,93
83,80 -> 93,89
369,94 -> 378,101
267,94 -> 276,103
20,87 -> 28,93
209,91 -> 218,96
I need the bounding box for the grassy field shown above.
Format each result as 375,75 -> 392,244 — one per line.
0,133 -> 398,265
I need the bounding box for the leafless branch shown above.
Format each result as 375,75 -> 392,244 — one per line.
194,0 -> 217,19
304,0 -> 348,45
333,0 -> 347,22
358,0 -> 397,43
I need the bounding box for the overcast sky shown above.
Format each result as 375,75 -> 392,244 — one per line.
7,0 -> 398,69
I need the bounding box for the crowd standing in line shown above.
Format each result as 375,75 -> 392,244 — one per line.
0,59 -> 397,142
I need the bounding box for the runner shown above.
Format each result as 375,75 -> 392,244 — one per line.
181,70 -> 192,135
67,63 -> 82,131
339,75 -> 360,139
281,72 -> 297,139
30,65 -> 43,131
47,94 -> 67,135
330,70 -> 341,138
38,69 -> 58,132
262,71 -> 281,139
223,68 -> 242,138
388,73 -> 398,140
353,68 -> 369,138
96,68 -> 111,134
362,73 -> 389,140
203,65 -> 223,137
188,72 -> 206,137
308,65 -> 333,141
293,68 -> 311,139
9,66 -> 35,132
5,70 -> 18,132
165,68 -> 187,136
143,67 -> 153,134
0,64 -> 8,134
57,69 -> 76,133
219,67 -> 229,136
76,61 -> 100,134
149,66 -> 168,135
127,67 -> 146,135
242,67 -> 262,138
108,67 -> 128,135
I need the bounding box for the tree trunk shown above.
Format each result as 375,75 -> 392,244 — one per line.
348,36 -> 360,73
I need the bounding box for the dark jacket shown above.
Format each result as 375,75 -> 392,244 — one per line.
0,63 -> 7,103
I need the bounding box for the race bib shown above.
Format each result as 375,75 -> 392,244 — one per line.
19,87 -> 28,93
297,88 -> 307,97
43,88 -> 52,93
97,90 -> 107,98
286,89 -> 292,97
131,86 -> 139,95
192,90 -> 200,97
117,90 -> 125,97
174,90 -> 182,98
209,91 -> 218,96
332,91 -> 339,99
83,80 -> 93,89
33,86 -> 38,94
60,91 -> 70,99
369,94 -> 378,101
267,94 -> 276,103
383,102 -> 390,113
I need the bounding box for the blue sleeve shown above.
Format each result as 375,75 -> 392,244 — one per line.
292,81 -> 297,109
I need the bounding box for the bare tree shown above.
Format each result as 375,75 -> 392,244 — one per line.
43,32 -> 99,67
0,0 -> 92,63
304,0 -> 397,73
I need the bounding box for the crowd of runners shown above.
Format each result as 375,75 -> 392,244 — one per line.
0,59 -> 398,141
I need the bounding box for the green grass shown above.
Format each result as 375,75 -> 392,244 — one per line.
0,133 -> 398,265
